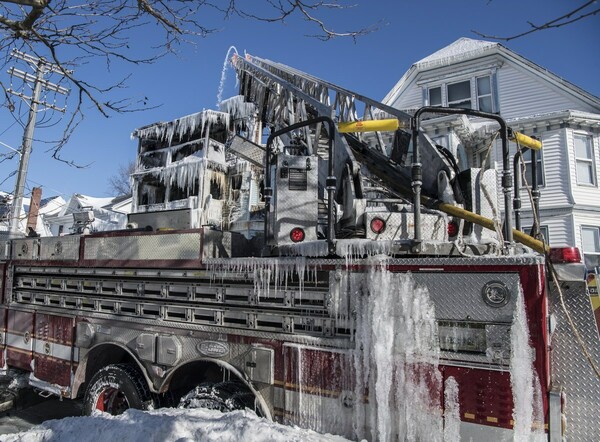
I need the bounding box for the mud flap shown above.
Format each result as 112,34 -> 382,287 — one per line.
549,279 -> 600,441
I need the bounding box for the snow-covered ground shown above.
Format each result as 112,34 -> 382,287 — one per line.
0,408 -> 350,442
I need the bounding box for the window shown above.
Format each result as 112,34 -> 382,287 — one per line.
581,226 -> 600,273
524,225 -> 549,243
447,81 -> 471,108
428,87 -> 442,106
574,134 -> 596,185
423,75 -> 494,112
476,77 -> 493,113
521,148 -> 544,187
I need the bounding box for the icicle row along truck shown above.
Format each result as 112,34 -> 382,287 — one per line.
1,53 -> 599,441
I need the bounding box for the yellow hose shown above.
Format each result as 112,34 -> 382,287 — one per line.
338,119 -> 399,133
511,131 -> 542,150
423,196 -> 548,254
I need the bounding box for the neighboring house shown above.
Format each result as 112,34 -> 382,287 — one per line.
44,193 -> 132,236
0,191 -> 66,237
383,37 -> 600,272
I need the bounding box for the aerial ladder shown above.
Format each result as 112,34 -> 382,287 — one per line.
230,53 -> 546,254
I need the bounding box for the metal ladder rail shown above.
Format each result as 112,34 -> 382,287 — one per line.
234,54 -> 414,155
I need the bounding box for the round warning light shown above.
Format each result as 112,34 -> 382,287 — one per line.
447,221 -> 459,237
290,227 -> 305,243
370,217 -> 386,234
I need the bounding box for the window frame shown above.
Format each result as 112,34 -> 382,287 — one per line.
574,132 -> 597,186
476,76 -> 493,113
520,147 -> 545,187
581,226 -> 600,273
523,225 -> 549,243
423,75 -> 495,113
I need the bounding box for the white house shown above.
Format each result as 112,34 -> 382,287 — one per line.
0,191 -> 66,237
383,38 -> 600,272
44,193 -> 132,236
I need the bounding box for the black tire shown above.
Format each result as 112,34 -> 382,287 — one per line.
83,363 -> 153,416
178,381 -> 258,415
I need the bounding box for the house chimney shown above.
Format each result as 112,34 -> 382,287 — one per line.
26,187 -> 42,235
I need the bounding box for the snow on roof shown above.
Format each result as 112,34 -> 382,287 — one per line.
1,407 -> 349,442
74,194 -> 117,210
415,37 -> 497,70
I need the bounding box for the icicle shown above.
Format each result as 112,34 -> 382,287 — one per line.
443,377 -> 460,442
132,110 -> 230,147
510,287 -> 544,441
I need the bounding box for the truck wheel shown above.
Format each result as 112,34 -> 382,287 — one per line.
178,381 -> 257,414
83,363 -> 152,416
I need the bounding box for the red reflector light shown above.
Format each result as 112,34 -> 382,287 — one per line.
290,227 -> 305,243
447,220 -> 459,237
549,247 -> 581,263
370,217 -> 386,234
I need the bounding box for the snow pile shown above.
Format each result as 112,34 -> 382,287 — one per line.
0,407 -> 350,442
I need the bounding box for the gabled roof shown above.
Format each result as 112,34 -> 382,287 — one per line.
383,37 -> 600,111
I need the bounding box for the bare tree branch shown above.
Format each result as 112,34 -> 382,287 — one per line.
107,160 -> 136,195
473,0 -> 600,41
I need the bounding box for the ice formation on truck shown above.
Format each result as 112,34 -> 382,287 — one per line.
1,52 -> 599,441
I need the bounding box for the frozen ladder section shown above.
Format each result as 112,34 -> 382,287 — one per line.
231,54 -> 452,201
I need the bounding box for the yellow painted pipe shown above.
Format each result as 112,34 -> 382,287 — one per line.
338,119 -> 399,133
511,131 -> 542,150
423,196 -> 548,254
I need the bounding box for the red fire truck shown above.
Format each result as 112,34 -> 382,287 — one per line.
1,54 -> 598,441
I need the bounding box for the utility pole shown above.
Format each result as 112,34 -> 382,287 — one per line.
6,49 -> 69,238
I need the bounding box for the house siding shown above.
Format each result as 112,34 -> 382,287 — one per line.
517,129 -> 573,210
496,63 -> 597,119
521,210 -> 574,247
388,78 -> 422,111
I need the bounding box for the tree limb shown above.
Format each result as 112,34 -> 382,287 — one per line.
472,0 -> 599,41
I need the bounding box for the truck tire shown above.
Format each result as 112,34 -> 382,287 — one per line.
178,381 -> 257,414
83,363 -> 153,416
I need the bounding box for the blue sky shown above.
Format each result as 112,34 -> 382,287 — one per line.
1,0 -> 598,201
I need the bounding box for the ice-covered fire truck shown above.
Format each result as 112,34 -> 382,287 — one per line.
1,53 -> 599,441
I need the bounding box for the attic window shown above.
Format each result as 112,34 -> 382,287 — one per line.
428,87 -> 442,106
424,75 -> 495,112
447,81 -> 471,108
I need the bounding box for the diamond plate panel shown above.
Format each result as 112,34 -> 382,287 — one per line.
273,154 -> 319,244
11,238 -> 38,260
411,272 -> 520,323
228,135 -> 265,167
549,280 -> 600,441
84,233 -> 201,261
39,236 -> 80,261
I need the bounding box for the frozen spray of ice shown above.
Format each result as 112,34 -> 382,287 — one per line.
443,376 -> 460,442
353,257 -> 445,441
510,287 -> 544,441
217,46 -> 239,106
